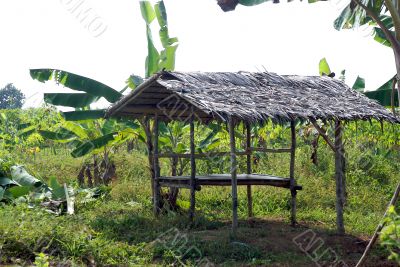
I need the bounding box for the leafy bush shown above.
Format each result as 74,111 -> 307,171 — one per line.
380,205 -> 400,264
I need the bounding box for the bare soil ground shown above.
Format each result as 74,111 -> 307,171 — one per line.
192,218 -> 397,267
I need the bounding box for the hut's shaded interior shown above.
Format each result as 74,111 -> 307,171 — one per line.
106,70 -> 399,235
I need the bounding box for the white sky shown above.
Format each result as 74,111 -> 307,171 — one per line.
0,0 -> 396,108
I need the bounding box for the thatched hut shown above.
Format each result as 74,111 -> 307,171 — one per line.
106,70 -> 399,235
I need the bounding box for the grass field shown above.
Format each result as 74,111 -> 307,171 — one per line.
1,127 -> 399,267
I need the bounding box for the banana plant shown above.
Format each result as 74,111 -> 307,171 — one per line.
30,1 -> 178,189
319,58 -> 398,111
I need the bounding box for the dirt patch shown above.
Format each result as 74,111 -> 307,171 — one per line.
192,218 -> 396,267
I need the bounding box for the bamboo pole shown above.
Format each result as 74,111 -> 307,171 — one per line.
246,123 -> 253,218
189,116 -> 196,222
334,120 -> 345,234
153,114 -> 161,216
229,119 -> 238,237
290,121 -> 297,226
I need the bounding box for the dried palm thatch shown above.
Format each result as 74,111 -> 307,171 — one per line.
106,71 -> 399,124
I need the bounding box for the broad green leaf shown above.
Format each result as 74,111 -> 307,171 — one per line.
145,26 -> 160,77
319,58 -> 331,76
0,177 -> 20,187
364,88 -> 399,106
71,133 -> 116,158
140,1 -> 156,24
119,120 -> 140,130
62,122 -> 89,139
352,76 -> 365,92
377,75 -> 396,91
101,119 -> 117,135
62,110 -> 106,121
30,69 -> 122,103
49,177 -> 65,200
39,129 -> 77,140
18,125 -> 36,137
10,166 -> 43,187
44,93 -> 98,108
239,0 -> 270,6
126,75 -> 144,90
8,185 -> 32,198
373,27 -> 393,47
155,1 -> 168,28
159,45 -> 178,71
18,123 -> 32,130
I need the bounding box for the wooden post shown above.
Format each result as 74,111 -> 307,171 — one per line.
153,114 -> 161,216
246,123 -> 253,218
290,121 -> 297,226
189,116 -> 196,222
334,120 -> 345,234
229,118 -> 238,236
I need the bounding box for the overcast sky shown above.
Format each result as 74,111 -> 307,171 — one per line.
0,0 -> 396,108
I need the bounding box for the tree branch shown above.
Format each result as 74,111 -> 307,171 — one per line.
310,119 -> 335,152
384,0 -> 400,40
352,0 -> 400,52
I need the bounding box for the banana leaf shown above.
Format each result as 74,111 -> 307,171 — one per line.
0,177 -> 19,187
71,133 -> 116,158
39,128 -> 77,140
352,76 -> 365,92
30,69 -> 122,103
8,186 -> 32,198
62,110 -> 106,121
44,93 -> 99,108
49,176 -> 66,200
365,89 -> 399,107
10,166 -> 43,187
319,58 -> 331,76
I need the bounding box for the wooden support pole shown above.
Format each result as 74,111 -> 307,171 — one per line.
246,123 -> 253,218
229,118 -> 238,237
153,114 -> 161,216
189,116 -> 196,222
334,120 -> 345,234
290,121 -> 297,226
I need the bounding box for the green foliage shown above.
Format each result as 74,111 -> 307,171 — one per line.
318,58 -> 332,76
140,0 -> 178,78
380,205 -> 400,264
352,76 -> 366,92
0,84 -> 25,109
30,69 -> 122,104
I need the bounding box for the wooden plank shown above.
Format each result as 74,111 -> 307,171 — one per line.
189,116 -> 196,222
158,151 -> 256,159
249,147 -> 291,153
229,119 -> 238,237
153,115 -> 161,216
335,120 -> 345,234
157,174 -> 302,189
246,123 -> 253,218
290,121 -> 297,226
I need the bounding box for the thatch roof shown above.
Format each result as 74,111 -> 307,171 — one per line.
106,71 -> 399,124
